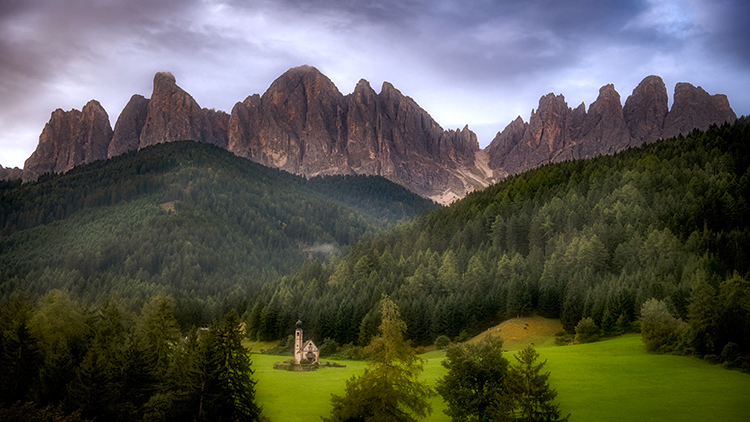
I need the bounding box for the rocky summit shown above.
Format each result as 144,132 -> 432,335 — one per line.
486,75 -> 736,179
227,66 -> 488,203
22,100 -> 112,182
16,68 -> 737,204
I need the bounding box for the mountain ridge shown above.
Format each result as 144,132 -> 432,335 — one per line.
17,66 -> 736,203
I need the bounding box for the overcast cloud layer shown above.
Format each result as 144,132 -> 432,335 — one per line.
1,0 -> 748,168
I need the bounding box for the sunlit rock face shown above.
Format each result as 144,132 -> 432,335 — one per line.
138,72 -> 218,149
23,100 -> 112,182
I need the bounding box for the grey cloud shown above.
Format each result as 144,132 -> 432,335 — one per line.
0,0 -> 748,167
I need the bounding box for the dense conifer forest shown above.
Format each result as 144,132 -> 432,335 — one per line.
0,141 -> 438,326
2,118 -> 750,421
249,118 -> 750,367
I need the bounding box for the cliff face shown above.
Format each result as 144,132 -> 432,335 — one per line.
486,75 -> 737,178
228,65 -> 350,173
16,69 -> 737,204
227,66 -> 488,203
623,75 -> 670,145
108,94 -> 150,158
22,100 -> 112,182
662,82 -> 737,139
139,72 -> 217,148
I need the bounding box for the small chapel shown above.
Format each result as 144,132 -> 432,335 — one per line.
293,320 -> 319,365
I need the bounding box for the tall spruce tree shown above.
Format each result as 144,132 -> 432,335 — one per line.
0,291 -> 41,406
325,295 -> 434,422
200,310 -> 262,422
506,346 -> 569,422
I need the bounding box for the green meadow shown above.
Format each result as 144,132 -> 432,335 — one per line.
251,334 -> 750,422
541,335 -> 750,422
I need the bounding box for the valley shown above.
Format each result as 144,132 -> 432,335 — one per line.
1,112 -> 748,421
250,328 -> 750,422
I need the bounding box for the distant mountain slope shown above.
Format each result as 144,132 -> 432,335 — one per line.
0,141 -> 437,324
16,67 -> 737,204
248,118 -> 750,360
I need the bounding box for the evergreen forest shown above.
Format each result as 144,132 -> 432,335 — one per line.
0,141 -> 438,327
248,118 -> 750,367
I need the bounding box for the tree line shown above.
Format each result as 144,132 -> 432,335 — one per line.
0,290 -> 262,421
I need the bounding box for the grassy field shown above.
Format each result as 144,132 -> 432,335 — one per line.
251,353 -> 451,422
541,334 -> 750,422
251,318 -> 750,422
469,315 -> 563,350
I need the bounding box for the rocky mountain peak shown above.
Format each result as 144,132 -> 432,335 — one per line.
15,69 -> 737,204
354,78 -> 373,91
593,84 -> 621,109
623,75 -> 669,145
0,164 -> 22,180
139,72 -> 215,149
108,94 -> 149,158
574,83 -> 630,156
153,71 -> 177,92
79,100 -> 113,160
351,79 -> 377,103
663,82 -> 737,139
22,100 -> 112,182
263,65 -> 344,123
486,75 -> 736,180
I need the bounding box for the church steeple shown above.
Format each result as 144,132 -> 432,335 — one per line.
294,320 -> 304,364
293,320 -> 319,365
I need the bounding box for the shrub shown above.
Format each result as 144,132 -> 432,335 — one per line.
453,330 -> 470,343
319,338 -> 340,358
575,317 -> 600,343
721,342 -> 741,366
640,298 -> 687,353
434,335 -> 451,349
554,332 -> 573,346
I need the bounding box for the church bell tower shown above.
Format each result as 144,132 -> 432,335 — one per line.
294,320 -> 304,364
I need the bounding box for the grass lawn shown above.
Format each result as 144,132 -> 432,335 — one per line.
251,355 -> 366,421
541,334 -> 750,422
252,353 -> 451,422
251,320 -> 750,422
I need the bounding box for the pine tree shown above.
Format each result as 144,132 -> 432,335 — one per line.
67,299 -> 128,420
325,295 -> 434,422
0,292 -> 42,405
436,335 -> 512,422
137,295 -> 181,381
198,310 -> 262,422
506,346 -> 569,422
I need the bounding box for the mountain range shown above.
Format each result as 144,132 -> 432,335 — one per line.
15,66 -> 737,204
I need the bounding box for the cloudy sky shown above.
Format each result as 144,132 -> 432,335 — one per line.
1,0 -> 748,168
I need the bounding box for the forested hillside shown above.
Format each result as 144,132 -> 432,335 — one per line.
0,141 -> 437,326
250,119 -> 750,364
